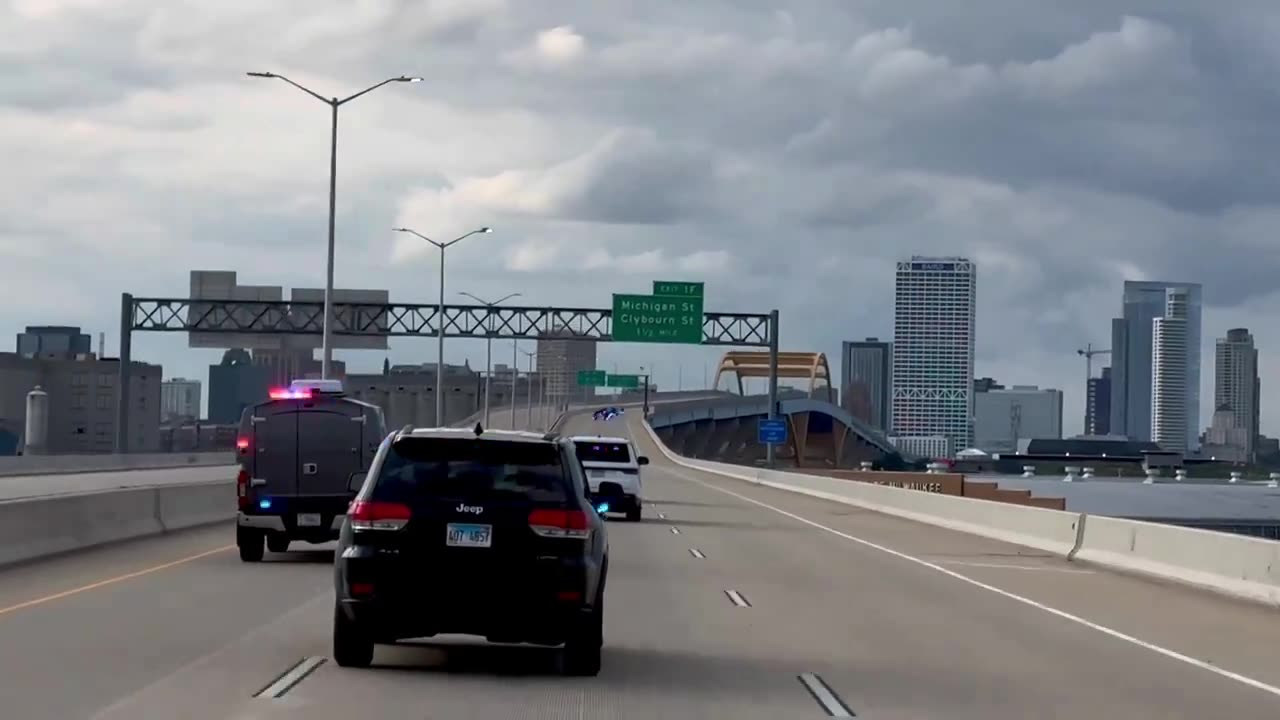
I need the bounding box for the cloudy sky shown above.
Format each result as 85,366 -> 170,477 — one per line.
4,0 -> 1278,436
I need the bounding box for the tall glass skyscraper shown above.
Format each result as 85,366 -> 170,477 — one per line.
842,338 -> 892,431
1109,280 -> 1202,449
891,256 -> 977,453
1214,328 -> 1260,462
1151,288 -> 1190,452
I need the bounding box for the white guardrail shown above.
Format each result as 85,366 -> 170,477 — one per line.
640,419 -> 1280,608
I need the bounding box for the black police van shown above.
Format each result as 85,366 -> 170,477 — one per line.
235,379 -> 387,562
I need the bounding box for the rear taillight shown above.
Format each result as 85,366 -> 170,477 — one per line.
236,469 -> 250,510
349,500 -> 411,531
236,436 -> 250,455
528,509 -> 591,539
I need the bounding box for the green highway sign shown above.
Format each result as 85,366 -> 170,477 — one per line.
653,281 -> 704,298
576,369 -> 607,386
606,374 -> 641,389
611,293 -> 704,344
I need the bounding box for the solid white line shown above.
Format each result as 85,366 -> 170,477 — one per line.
940,560 -> 1096,574
690,548 -> 706,559
798,673 -> 854,717
672,468 -> 1280,701
670,526 -> 680,534
255,656 -> 327,699
725,589 -> 751,607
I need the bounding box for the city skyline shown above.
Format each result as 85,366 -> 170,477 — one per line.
2,264 -> 1270,444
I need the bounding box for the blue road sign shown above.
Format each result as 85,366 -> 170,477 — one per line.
757,418 -> 788,445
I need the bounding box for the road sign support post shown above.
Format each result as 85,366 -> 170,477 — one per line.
115,293 -> 134,453
643,374 -> 650,417
766,309 -> 779,469
757,418 -> 788,444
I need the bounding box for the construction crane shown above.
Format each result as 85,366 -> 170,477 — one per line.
1077,343 -> 1112,434
1077,343 -> 1111,381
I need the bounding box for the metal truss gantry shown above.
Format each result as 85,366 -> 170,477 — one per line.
116,294 -> 781,455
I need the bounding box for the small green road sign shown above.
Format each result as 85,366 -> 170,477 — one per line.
653,281 -> 704,298
612,293 -> 703,344
576,369 -> 607,386
606,374 -> 641,389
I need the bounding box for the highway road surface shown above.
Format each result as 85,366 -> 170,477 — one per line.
1,413 -> 1279,718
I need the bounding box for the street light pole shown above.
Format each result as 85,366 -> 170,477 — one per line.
511,340 -> 519,429
639,365 -> 649,417
393,226 -> 492,426
247,71 -> 421,379
460,291 -> 521,429
521,349 -> 535,429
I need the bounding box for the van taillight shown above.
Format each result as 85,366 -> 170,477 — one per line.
236,469 -> 250,509
236,437 -> 249,454
528,509 -> 590,539
349,500 -> 411,531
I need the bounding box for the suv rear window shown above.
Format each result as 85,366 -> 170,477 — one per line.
574,441 -> 632,464
371,438 -> 569,504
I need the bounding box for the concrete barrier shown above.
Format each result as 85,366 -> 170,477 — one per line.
1074,514 -> 1280,606
0,408 -> 576,568
652,451 -> 1082,557
638,416 -> 1280,607
0,480 -> 236,568
0,451 -> 234,478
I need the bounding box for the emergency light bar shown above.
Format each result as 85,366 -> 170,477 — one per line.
268,388 -> 312,400
288,379 -> 345,394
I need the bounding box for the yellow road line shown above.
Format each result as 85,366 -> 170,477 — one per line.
0,545 -> 234,617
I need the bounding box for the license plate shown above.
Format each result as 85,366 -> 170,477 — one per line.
446,523 -> 492,548
297,513 -> 322,527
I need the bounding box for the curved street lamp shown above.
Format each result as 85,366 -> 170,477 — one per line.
459,291 -> 522,427
247,71 -> 421,378
393,226 -> 493,424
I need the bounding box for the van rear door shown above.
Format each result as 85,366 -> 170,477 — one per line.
251,402 -> 300,500
297,399 -> 366,500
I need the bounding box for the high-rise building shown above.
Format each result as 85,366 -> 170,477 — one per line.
16,326 -> 92,359
1086,367 -> 1112,435
891,256 -> 977,454
1151,288 -> 1190,452
1213,328 -> 1260,462
346,363 -> 480,428
973,377 -> 1004,393
841,338 -> 891,431
536,327 -> 598,404
207,349 -> 271,424
161,378 -> 202,422
973,385 -> 1064,453
0,353 -> 162,453
1110,280 -> 1202,447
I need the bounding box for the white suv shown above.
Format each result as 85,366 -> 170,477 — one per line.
569,435 -> 649,521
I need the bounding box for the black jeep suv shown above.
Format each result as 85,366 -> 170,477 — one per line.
332,427 -> 609,676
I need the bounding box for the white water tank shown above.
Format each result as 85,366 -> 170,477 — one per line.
24,386 -> 49,455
